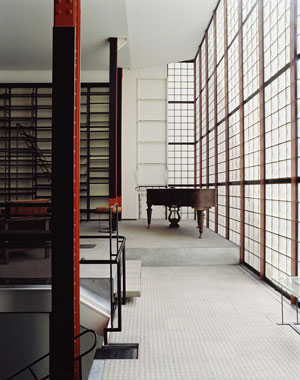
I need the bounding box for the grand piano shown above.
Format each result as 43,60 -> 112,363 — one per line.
147,188 -> 217,238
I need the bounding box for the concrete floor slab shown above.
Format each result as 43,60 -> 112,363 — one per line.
101,265 -> 300,380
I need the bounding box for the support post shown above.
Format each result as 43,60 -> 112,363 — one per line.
290,0 -> 298,288
205,31 -> 210,228
109,38 -> 118,207
117,68 -> 123,218
238,0 -> 245,263
258,0 -> 266,279
51,0 -> 81,378
213,11 -> 219,233
224,0 -> 230,239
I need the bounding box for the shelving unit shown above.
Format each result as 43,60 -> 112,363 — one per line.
0,83 -> 109,221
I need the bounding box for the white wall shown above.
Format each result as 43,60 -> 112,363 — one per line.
122,65 -> 168,219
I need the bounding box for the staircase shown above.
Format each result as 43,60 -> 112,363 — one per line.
16,123 -> 51,184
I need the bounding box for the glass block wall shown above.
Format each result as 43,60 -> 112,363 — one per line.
167,62 -> 195,219
192,0 -> 299,284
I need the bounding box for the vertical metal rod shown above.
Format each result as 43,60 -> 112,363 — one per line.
199,47 -> 203,187
205,31 -> 209,228
258,0 -> 266,279
109,206 -> 113,330
117,259 -> 122,331
296,297 -> 299,323
122,244 -> 126,304
238,0 -> 245,264
213,10 -> 218,233
224,0 -> 230,239
87,86 -> 91,221
281,289 -> 284,324
290,0 -> 298,286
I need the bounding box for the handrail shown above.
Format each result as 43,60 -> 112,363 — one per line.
6,329 -> 97,380
80,203 -> 126,345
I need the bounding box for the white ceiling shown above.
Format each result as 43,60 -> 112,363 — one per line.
0,0 -> 216,71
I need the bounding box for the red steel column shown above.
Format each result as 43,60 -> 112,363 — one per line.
54,1 -> 81,378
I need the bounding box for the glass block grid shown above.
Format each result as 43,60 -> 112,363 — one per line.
263,0 -> 290,82
217,58 -> 225,122
201,43 -> 206,90
218,185 -> 226,237
216,0 -> 224,64
229,111 -> 240,182
242,0 -> 257,22
201,135 -> 207,185
208,77 -> 215,130
265,70 -> 291,180
297,0 -> 300,54
227,0 -> 239,46
229,185 -> 241,245
207,23 -> 214,79
243,3 -> 259,100
209,186 -> 215,231
265,184 -> 292,279
168,62 -> 194,102
208,130 -> 215,184
228,37 -> 239,113
244,94 -> 260,181
217,121 -> 226,183
168,63 -> 195,219
244,184 -> 260,272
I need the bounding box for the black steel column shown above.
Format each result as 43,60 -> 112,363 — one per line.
51,26 -> 75,378
117,68 -> 123,217
109,38 -> 118,206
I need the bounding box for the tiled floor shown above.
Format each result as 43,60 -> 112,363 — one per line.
81,220 -> 238,249
101,265 -> 300,380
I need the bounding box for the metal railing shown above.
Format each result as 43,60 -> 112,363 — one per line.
80,203 -> 126,345
6,329 -> 98,380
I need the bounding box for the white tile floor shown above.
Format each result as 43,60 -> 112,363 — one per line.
101,265 -> 300,380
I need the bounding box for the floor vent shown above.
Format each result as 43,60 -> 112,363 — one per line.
95,344 -> 139,360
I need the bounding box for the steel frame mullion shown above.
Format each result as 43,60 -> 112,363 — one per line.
290,0 -> 298,279
199,47 -> 203,187
238,0 -> 245,263
205,31 -> 210,228
258,0 -> 266,280
213,10 -> 219,233
194,59 -> 197,193
224,0 -> 230,239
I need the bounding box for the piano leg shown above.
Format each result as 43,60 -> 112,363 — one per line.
147,204 -> 152,228
197,210 -> 205,238
168,206 -> 181,228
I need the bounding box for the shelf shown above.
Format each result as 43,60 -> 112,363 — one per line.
0,83 -> 110,221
